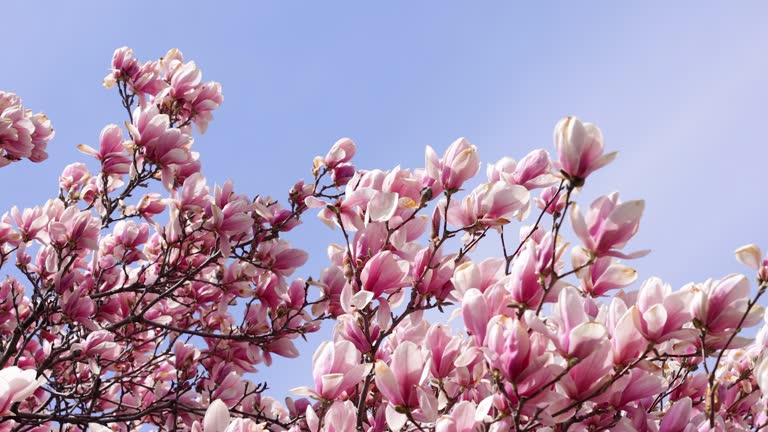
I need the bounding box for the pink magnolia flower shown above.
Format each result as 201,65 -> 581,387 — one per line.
322,401 -> 357,432
756,355 -> 768,398
534,185 -> 567,215
558,343 -> 613,400
360,251 -> 409,300
335,314 -> 379,355
425,324 -> 463,379
304,193 -> 363,231
632,277 -> 695,343
374,341 -> 425,408
486,150 -> 556,190
659,397 -> 698,432
77,124 -> 131,175
188,81 -> 224,134
735,244 -> 768,282
0,366 -> 44,415
127,105 -> 170,148
169,61 -> 202,98
447,181 -> 530,228
0,91 -> 54,167
103,47 -> 140,88
552,287 -> 609,360
136,193 -> 167,222
607,297 -> 647,366
46,206 -> 101,252
570,192 -> 648,259
0,217 -> 20,247
203,399 -> 230,432
425,137 -> 481,192
313,265 -> 347,318
598,369 -> 662,409
573,247 -> 638,297
412,247 -> 455,300
451,257 -> 506,297
103,47 -> 167,99
505,242 -> 546,308
553,116 -> 616,184
689,274 -> 764,337
483,316 -> 533,382
462,288 -> 491,345
331,163 -> 356,186
291,340 -> 369,400
206,197 -> 253,255
323,138 -> 356,169
59,162 -> 91,196
435,401 -> 478,432
71,330 -> 121,363
667,373 -> 707,404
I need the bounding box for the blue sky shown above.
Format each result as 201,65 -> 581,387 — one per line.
3,2 -> 768,397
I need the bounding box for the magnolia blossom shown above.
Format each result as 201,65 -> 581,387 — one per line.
0,367 -> 44,415
570,192 -> 648,259
0,91 -> 54,167
632,277 -> 695,343
374,341 -> 425,408
553,116 -> 616,184
291,340 -> 369,400
425,137 -> 481,192
447,181 -> 530,228
573,247 -> 638,297
689,274 -> 764,346
735,243 -> 768,282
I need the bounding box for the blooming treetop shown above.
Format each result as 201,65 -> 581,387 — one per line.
0,47 -> 767,432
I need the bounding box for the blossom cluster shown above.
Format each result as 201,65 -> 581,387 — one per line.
276,120 -> 768,431
0,91 -> 54,167
1,47 -> 767,432
0,47 -> 328,430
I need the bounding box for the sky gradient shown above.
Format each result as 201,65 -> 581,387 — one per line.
3,2 -> 768,397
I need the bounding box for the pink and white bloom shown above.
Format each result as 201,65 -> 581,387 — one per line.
735,243 -> 768,282
632,277 -> 696,343
689,274 -> 763,338
0,366 -> 45,415
291,340 -> 369,400
360,251 -> 409,300
321,401 -> 357,432
425,324 -> 463,379
447,181 -> 530,228
553,116 -> 616,183
374,341 -> 425,408
573,248 -> 638,297
505,242 -> 546,307
0,91 -> 54,167
323,138 -> 356,169
756,355 -> 768,397
203,399 -> 230,432
435,401 -> 479,432
425,137 -> 481,192
534,185 -> 567,215
486,150 -> 556,190
570,192 -> 648,259
77,124 -> 131,175
659,397 -> 697,432
552,287 -> 609,360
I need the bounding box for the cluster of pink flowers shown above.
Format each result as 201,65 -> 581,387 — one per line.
0,48 -> 767,432
0,91 -> 54,167
104,47 -> 223,134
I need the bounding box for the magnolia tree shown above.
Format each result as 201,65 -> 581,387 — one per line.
0,47 -> 767,432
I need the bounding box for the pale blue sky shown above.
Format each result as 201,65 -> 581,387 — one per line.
3,2 -> 767,397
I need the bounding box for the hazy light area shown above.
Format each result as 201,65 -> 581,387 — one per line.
3,2 -> 767,397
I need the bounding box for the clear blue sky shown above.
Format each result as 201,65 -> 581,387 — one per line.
3,2 -> 767,397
